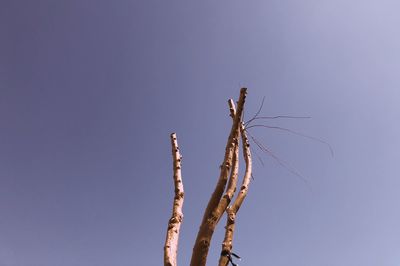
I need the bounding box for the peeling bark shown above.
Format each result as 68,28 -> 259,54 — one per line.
190,88 -> 247,266
164,133 -> 184,266
219,121 -> 252,266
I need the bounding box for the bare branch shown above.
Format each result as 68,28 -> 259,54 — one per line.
164,133 -> 184,266
190,88 -> 247,266
214,99 -> 240,222
219,122 -> 252,266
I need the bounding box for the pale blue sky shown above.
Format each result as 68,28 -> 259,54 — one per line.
1,0 -> 400,265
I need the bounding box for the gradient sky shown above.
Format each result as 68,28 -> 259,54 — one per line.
2,1 -> 400,265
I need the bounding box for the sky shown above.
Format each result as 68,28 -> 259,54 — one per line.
1,0 -> 400,265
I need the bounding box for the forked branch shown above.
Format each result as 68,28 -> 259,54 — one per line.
164,133 -> 184,266
190,88 -> 247,266
214,99 -> 240,224
163,89 -> 329,266
219,121 -> 252,266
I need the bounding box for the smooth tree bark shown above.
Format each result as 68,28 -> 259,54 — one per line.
214,99 -> 240,225
218,120 -> 252,266
162,88 -> 323,265
164,133 -> 184,266
164,88 -> 254,266
190,88 -> 247,266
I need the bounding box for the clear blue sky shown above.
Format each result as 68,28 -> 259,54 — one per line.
1,0 -> 400,265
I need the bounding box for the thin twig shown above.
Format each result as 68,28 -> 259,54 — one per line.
251,145 -> 265,167
246,124 -> 334,156
244,96 -> 265,127
249,115 -> 311,122
247,131 -> 312,190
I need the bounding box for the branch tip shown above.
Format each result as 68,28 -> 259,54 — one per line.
164,134 -> 184,266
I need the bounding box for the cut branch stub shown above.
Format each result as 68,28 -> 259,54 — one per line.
164,133 -> 184,266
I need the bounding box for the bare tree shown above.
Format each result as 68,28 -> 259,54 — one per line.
163,88 -> 332,266
164,88 -> 252,266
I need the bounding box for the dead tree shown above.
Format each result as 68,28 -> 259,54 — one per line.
164,88 -> 252,266
164,133 -> 184,266
163,87 -> 333,266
